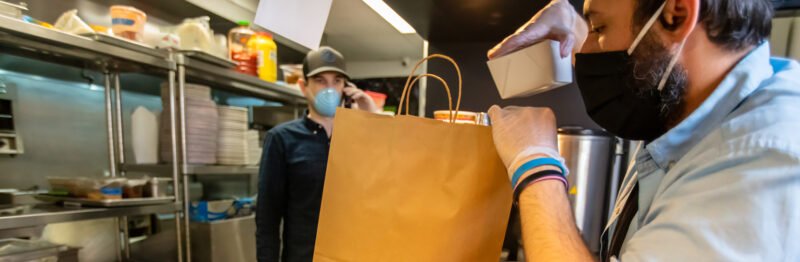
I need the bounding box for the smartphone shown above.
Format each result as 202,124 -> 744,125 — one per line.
343,82 -> 355,108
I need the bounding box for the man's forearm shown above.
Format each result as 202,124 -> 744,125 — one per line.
518,179 -> 594,261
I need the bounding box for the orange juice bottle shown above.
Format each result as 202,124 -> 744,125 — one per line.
247,32 -> 278,83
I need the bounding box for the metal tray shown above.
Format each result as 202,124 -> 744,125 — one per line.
180,50 -> 236,68
34,195 -> 175,207
79,33 -> 167,58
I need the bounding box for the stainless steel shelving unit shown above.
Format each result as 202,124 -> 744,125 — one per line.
0,203 -> 180,231
123,164 -> 259,176
0,13 -> 301,262
176,53 -> 305,104
0,15 -> 173,72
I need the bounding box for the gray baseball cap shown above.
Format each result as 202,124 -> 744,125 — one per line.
303,46 -> 350,79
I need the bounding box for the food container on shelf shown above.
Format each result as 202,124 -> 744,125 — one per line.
0,1 -> 26,20
364,91 -> 387,109
47,177 -> 127,200
228,21 -> 257,76
46,177 -> 81,196
110,5 -> 147,41
248,32 -> 278,82
433,110 -> 480,125
79,178 -> 126,200
22,15 -> 54,29
176,16 -> 215,54
144,177 -> 173,198
214,34 -> 228,59
89,24 -> 110,34
280,64 -> 303,84
122,178 -> 148,198
53,9 -> 93,35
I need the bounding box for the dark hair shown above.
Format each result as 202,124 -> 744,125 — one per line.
634,0 -> 774,51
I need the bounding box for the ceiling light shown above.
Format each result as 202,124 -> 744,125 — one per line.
362,0 -> 416,34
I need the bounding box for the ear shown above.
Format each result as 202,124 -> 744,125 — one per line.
662,0 -> 699,43
298,77 -> 309,94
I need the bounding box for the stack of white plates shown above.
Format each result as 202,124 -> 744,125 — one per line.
159,83 -> 219,164
217,106 -> 248,165
245,130 -> 262,165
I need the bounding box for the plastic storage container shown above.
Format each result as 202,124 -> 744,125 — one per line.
433,110 -> 480,125
47,177 -> 126,200
110,5 -> 147,41
364,91 -> 387,109
280,64 -> 303,84
247,32 -> 278,82
228,21 -> 257,76
175,16 -> 215,53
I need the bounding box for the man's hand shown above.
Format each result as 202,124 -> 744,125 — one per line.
487,0 -> 588,60
488,106 -> 560,179
490,105 -> 592,261
343,84 -> 381,113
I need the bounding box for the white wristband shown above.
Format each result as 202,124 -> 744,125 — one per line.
508,147 -> 570,178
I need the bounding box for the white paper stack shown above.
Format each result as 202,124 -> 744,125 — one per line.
217,106 -> 249,165
159,83 -> 219,164
132,106 -> 159,164
245,130 -> 262,165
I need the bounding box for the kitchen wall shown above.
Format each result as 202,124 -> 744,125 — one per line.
0,54 -> 164,188
771,16 -> 800,60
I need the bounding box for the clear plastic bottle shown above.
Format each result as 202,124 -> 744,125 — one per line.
228,21 -> 257,76
248,32 -> 278,83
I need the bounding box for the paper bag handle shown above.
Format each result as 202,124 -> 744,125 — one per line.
402,74 -> 452,119
398,54 -> 463,123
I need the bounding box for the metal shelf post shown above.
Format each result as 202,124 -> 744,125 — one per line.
176,58 -> 192,262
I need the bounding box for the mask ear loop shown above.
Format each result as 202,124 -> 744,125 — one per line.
657,40 -> 686,91
626,2 -> 685,92
627,2 -> 667,55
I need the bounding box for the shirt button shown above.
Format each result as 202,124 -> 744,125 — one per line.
313,131 -> 317,135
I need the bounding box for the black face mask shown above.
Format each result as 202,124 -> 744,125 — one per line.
573,2 -> 684,141
574,52 -> 667,141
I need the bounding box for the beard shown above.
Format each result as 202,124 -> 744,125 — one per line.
627,32 -> 689,127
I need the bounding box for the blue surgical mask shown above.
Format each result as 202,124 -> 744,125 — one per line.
313,87 -> 341,117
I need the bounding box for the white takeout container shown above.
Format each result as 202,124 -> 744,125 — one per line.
487,40 -> 573,99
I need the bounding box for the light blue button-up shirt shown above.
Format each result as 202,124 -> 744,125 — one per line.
615,43 -> 800,261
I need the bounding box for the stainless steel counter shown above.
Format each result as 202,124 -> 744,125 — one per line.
0,203 -> 180,230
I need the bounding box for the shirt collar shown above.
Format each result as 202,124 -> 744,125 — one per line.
303,113 -> 325,132
645,42 -> 774,170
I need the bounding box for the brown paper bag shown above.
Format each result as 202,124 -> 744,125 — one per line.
313,55 -> 513,262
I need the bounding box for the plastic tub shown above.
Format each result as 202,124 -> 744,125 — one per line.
433,110 -> 479,125
123,178 -> 149,198
48,177 -> 126,200
280,64 -> 303,84
110,5 -> 147,41
47,177 -> 81,196
364,91 -> 387,109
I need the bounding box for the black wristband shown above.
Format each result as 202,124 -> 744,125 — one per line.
513,170 -> 565,204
